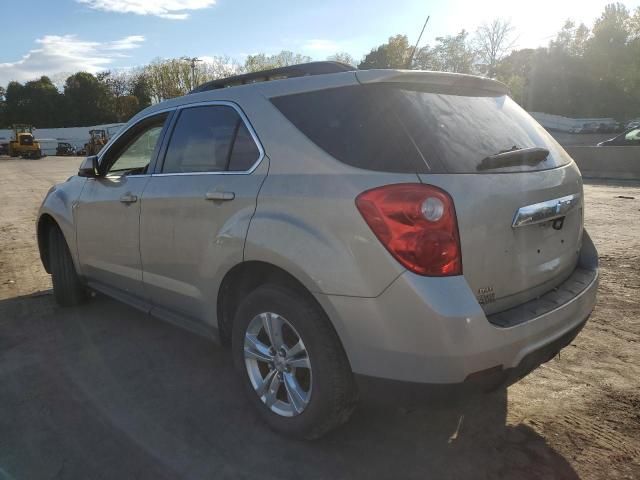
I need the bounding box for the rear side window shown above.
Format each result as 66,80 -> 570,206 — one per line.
271,85 -> 570,174
162,105 -> 261,173
229,122 -> 260,171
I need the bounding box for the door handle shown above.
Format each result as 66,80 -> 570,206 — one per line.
120,193 -> 138,204
205,191 -> 235,201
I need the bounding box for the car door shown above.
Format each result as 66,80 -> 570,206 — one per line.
75,112 -> 171,304
139,102 -> 267,328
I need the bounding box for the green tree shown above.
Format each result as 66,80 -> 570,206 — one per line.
116,95 -> 141,121
3,81 -> 25,126
583,3 -> 638,117
551,20 -> 591,56
63,72 -> 116,126
244,51 -> 312,73
327,52 -> 356,66
495,48 -> 536,107
358,35 -> 411,69
491,3 -> 640,119
130,72 -> 152,110
144,56 -> 241,101
415,30 -> 475,73
23,76 -> 63,127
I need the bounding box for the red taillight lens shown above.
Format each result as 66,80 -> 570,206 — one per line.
355,183 -> 462,276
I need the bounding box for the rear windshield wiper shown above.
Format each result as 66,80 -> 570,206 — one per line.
477,146 -> 549,171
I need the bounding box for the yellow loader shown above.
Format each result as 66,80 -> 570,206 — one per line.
8,125 -> 43,159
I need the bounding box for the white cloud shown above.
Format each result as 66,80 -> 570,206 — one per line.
103,35 -> 146,50
77,0 -> 216,19
0,34 -> 145,86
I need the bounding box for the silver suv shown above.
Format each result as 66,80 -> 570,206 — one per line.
37,62 -> 598,439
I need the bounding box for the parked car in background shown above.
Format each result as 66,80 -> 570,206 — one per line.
36,63 -> 599,439
596,122 -> 619,133
56,142 -> 77,156
597,127 -> 640,146
0,142 -> 8,156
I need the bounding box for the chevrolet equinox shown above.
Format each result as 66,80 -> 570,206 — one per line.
37,62 -> 599,439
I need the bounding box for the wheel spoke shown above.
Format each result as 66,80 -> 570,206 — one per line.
287,339 -> 305,358
244,334 -> 273,363
261,312 -> 284,350
287,355 -> 310,369
264,373 -> 282,407
255,369 -> 277,397
283,372 -> 308,414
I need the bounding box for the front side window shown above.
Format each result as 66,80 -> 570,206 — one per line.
104,113 -> 168,176
161,105 -> 260,174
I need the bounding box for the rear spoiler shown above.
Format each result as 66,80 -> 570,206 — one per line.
355,69 -> 509,97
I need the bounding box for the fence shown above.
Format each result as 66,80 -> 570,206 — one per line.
566,146 -> 640,180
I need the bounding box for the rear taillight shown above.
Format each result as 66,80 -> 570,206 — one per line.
355,183 -> 462,276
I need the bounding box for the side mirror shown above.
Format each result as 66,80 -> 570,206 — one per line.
78,155 -> 99,178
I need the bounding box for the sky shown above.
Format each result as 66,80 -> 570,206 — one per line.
0,0 -> 637,86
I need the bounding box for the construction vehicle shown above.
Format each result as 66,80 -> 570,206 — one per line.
8,125 -> 43,159
84,129 -> 108,156
56,142 -> 77,156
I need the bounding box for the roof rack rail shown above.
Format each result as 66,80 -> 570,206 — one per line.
190,61 -> 355,93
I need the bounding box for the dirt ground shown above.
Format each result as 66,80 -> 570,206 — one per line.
0,156 -> 638,480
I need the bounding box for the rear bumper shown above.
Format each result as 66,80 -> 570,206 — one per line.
316,231 -> 598,385
355,316 -> 587,404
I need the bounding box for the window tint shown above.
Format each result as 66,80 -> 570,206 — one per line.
228,121 -> 260,171
106,115 -> 167,175
162,105 -> 259,173
271,85 -> 571,173
271,86 -> 426,173
390,87 -> 570,173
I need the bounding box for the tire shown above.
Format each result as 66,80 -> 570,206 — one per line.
48,226 -> 87,307
232,283 -> 357,439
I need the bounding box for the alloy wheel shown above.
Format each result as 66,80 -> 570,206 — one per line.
243,312 -> 312,417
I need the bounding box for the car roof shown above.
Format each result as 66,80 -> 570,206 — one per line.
131,62 -> 509,123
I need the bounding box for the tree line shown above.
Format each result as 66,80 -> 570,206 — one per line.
357,3 -> 639,120
0,2 -> 638,128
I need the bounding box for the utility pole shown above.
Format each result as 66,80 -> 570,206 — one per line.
182,56 -> 202,89
407,15 -> 430,69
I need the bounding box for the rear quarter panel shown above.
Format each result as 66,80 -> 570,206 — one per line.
242,86 -> 417,297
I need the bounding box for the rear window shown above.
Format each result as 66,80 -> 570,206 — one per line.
271,85 -> 570,174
